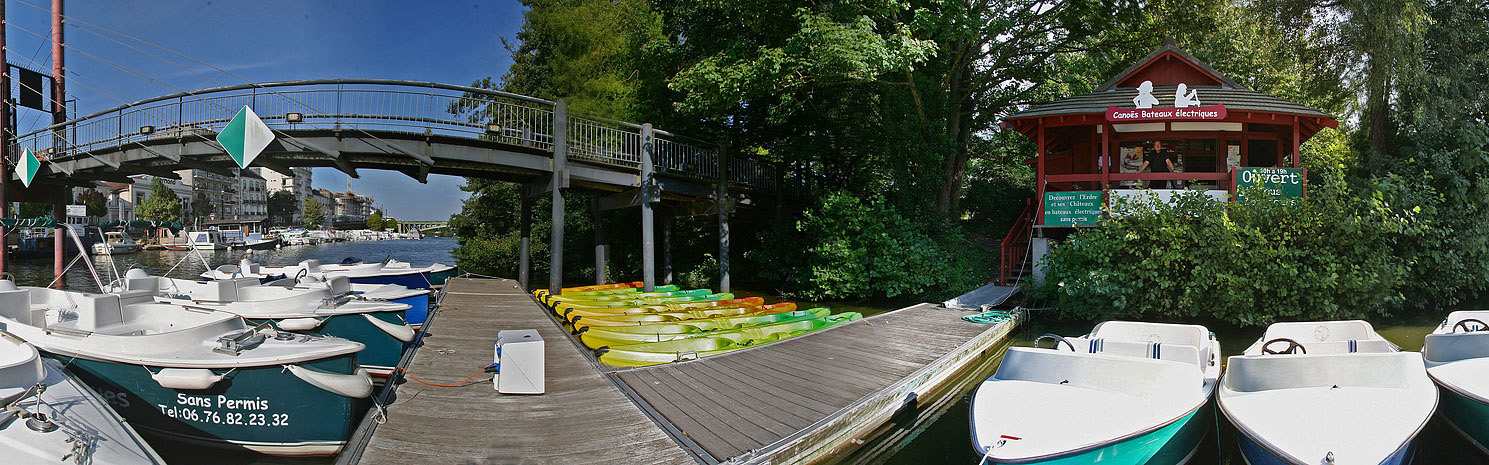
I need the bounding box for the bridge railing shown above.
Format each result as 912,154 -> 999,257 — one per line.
12,79 -> 784,192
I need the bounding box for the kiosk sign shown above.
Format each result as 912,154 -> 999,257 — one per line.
1044,191 -> 1104,226
1235,167 -> 1304,200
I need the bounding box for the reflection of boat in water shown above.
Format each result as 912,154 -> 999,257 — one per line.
91,230 -> 142,255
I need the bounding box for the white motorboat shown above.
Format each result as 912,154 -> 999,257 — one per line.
91,230 -> 142,255
1423,311 -> 1489,454
117,268 -> 415,376
184,230 -> 227,250
0,331 -> 165,464
0,280 -> 374,456
970,321 -> 1219,465
1220,320 -> 1436,465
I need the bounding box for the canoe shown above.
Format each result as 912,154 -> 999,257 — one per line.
552,292 -> 736,314
531,281 -> 645,301
577,311 -> 861,349
559,297 -> 767,321
1220,321 -> 1436,465
594,312 -> 860,367
547,288 -> 710,308
571,302 -> 794,326
575,307 -> 829,333
1423,311 -> 1489,454
971,321 -> 1219,465
571,302 -> 797,328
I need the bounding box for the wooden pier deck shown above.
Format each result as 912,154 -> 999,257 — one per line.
340,278 -> 1018,465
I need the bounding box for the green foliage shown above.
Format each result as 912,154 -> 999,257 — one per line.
135,179 -> 182,223
682,254 -> 719,290
1035,190 -> 1406,326
17,203 -> 49,219
367,210 -> 384,231
76,190 -> 107,218
752,192 -> 987,300
385,218 -> 399,231
267,191 -> 297,226
301,199 -> 325,229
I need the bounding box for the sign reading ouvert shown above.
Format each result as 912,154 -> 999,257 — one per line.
1235,167 -> 1305,200
1043,191 -> 1104,226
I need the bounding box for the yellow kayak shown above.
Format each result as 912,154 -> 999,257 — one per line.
578,311 -> 862,349
546,288 -> 711,308
594,312 -> 861,366
573,307 -> 828,332
571,302 -> 797,328
558,297 -> 766,321
534,283 -> 678,305
552,292 -> 734,314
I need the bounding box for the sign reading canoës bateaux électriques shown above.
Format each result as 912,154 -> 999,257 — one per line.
1107,80 -> 1228,122
1044,191 -> 1104,226
1235,167 -> 1304,200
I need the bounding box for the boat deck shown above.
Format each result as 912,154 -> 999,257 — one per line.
340,278 -> 1018,464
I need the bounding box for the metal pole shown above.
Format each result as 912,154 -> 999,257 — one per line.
51,0 -> 65,289
591,198 -> 606,285
0,0 -> 10,273
662,208 -> 672,285
548,100 -> 567,295
639,124 -> 656,292
519,195 -> 530,289
717,150 -> 730,293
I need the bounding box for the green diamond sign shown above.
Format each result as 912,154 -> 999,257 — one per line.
216,106 -> 275,168
17,148 -> 39,187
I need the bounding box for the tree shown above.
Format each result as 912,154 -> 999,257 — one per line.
267,190 -> 298,226
302,198 -> 325,229
384,218 -> 399,232
136,178 -> 182,223
17,203 -> 49,219
76,190 -> 107,218
367,210 -> 384,231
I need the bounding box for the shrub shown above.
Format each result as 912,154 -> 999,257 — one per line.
1034,188 -> 1407,326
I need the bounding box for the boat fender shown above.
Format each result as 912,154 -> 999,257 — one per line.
286,365 -> 374,398
277,318 -> 326,331
363,314 -> 416,342
151,368 -> 227,390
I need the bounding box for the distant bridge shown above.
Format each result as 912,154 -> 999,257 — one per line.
8,79 -> 791,293
397,221 -> 447,235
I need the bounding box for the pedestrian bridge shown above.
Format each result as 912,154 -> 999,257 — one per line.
9,79 -> 785,293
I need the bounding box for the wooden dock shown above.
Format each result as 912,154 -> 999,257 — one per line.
339,278 -> 1018,465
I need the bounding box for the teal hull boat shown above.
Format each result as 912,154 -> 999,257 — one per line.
61,354 -> 366,456
971,322 -> 1220,465
306,310 -> 413,376
1437,384 -> 1489,454
1424,311 -> 1489,455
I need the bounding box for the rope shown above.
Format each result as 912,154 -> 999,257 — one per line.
962,308 -> 1015,325
389,367 -> 489,388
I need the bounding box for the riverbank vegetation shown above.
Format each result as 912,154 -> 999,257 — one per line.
450,0 -> 1487,316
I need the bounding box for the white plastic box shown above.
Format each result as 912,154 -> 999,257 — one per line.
494,329 -> 545,394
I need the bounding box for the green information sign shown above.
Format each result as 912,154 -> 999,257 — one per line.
1044,191 -> 1104,226
1235,167 -> 1305,200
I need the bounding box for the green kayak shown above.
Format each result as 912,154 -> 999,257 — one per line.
595,312 -> 862,366
573,307 -> 829,332
579,311 -> 862,349
569,303 -> 797,327
559,297 -> 767,321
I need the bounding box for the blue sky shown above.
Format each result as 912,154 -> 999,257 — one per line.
5,0 -> 527,220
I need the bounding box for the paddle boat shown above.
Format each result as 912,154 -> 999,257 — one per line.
116,268 -> 415,377
0,280 -> 374,456
1423,311 -> 1489,454
0,331 -> 166,464
970,321 -> 1219,465
1220,320 -> 1436,465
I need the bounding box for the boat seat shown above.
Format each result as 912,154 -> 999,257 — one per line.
70,293 -> 126,333
1261,320 -> 1380,343
1424,332 -> 1489,363
1289,339 -> 1396,355
0,287 -> 34,325
1067,337 -> 1202,369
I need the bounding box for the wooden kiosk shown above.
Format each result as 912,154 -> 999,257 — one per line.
997,43 -> 1339,283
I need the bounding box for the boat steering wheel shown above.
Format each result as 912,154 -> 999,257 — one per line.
294,268 -> 309,280
1453,318 -> 1489,333
1034,334 -> 1076,352
1261,338 -> 1306,355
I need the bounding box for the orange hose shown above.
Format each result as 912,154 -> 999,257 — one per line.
392,367 -> 488,387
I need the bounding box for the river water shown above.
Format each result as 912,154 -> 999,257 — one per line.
9,241 -> 1478,464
